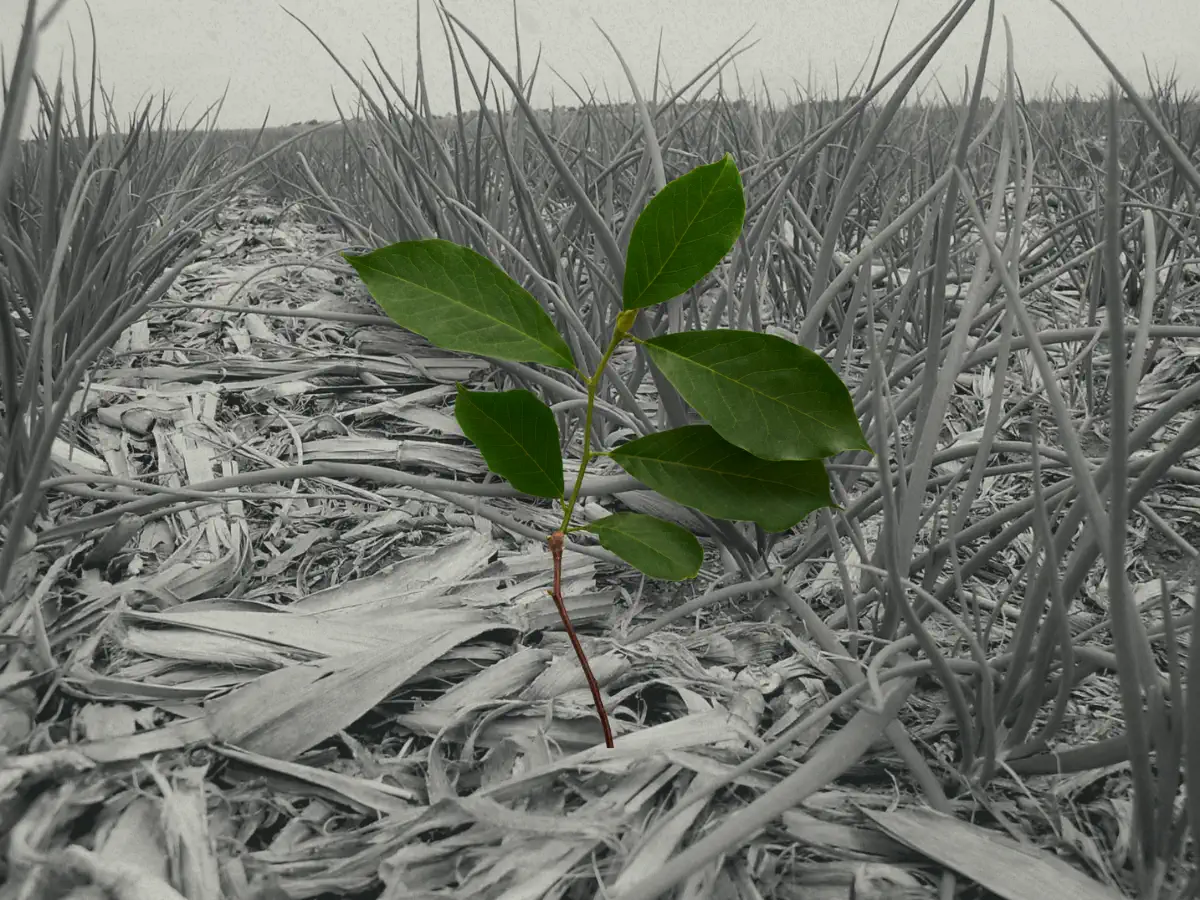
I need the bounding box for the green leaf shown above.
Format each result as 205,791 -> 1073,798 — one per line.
344,239 -> 575,368
622,154 -> 745,311
454,386 -> 564,499
584,513 -> 702,581
610,425 -> 833,532
642,330 -> 872,461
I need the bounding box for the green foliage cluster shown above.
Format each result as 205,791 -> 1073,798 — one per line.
345,155 -> 870,582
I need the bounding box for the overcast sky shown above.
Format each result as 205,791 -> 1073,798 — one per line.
4,1 -> 1198,132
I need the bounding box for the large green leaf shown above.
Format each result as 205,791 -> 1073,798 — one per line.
584,513 -> 702,581
344,239 -> 575,368
454,386 -> 564,499
642,330 -> 872,461
622,154 -> 745,311
610,425 -> 833,532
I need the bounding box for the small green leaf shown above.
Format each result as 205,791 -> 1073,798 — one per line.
584,513 -> 702,581
623,154 -> 745,311
643,329 -> 872,461
454,386 -> 564,499
344,239 -> 575,368
610,425 -> 833,532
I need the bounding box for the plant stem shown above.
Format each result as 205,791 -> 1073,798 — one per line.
559,328 -> 626,532
548,318 -> 632,749
549,530 -> 614,748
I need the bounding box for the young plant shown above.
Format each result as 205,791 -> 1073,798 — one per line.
344,155 -> 870,747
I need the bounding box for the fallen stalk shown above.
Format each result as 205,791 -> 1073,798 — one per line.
30,463 -> 644,544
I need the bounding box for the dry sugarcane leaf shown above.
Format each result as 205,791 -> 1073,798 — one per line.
861,807 -> 1125,900
205,621 -> 506,760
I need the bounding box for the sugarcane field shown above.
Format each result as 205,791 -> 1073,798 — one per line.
1,0 -> 1199,898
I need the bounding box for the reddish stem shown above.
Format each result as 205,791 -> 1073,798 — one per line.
549,530 -> 614,748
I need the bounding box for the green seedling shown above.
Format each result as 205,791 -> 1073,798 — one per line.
344,154 -> 871,748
